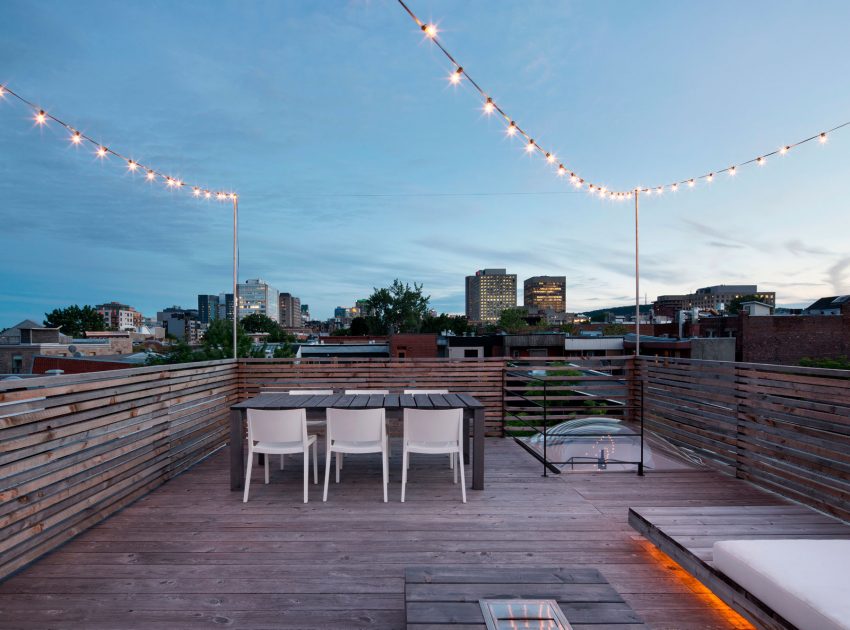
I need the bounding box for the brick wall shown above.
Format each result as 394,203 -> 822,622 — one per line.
389,333 -> 438,358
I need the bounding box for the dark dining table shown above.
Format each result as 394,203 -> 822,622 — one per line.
230,392 -> 488,491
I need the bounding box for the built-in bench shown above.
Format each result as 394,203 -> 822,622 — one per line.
629,505 -> 850,630
404,566 -> 646,629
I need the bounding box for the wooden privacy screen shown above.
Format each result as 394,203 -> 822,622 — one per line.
639,356 -> 850,522
238,357 -> 507,436
0,360 -> 238,579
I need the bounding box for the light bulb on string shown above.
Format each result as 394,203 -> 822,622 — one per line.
35,110 -> 47,125
146,170 -> 156,181
96,146 -> 108,159
819,132 -> 828,143
127,159 -> 138,172
672,183 -> 678,192
70,130 -> 82,145
657,186 -> 664,195
757,156 -> 765,166
483,97 -> 495,115
449,67 -> 463,85
557,164 -> 566,177
545,152 -> 556,164
216,192 -> 226,201
729,166 -> 737,176
525,139 -> 535,154
422,23 -> 438,38
506,121 -> 517,137
707,173 -> 714,183
193,187 -> 201,197
780,145 -> 790,155
0,85 -> 6,98
205,191 -> 212,199
688,179 -> 695,187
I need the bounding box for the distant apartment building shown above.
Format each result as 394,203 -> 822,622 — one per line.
96,302 -> 142,331
524,276 -> 566,316
0,320 -> 130,374
157,307 -> 203,344
653,284 -> 776,317
465,268 -> 517,323
217,293 -> 234,321
300,304 -> 311,322
197,294 -> 219,324
279,293 -> 302,328
238,279 -> 279,322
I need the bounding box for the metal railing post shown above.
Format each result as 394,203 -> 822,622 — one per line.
542,375 -> 548,477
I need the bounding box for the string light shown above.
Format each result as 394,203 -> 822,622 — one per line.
557,164 -> 566,177
0,84 -> 235,202
397,0 -> 850,197
546,152 -> 556,164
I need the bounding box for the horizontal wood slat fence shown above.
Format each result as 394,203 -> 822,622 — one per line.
1,354 -> 849,581
0,360 -> 238,580
238,357 -> 507,436
638,356 -> 850,522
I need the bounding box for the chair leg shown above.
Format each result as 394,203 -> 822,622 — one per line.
243,449 -> 253,503
336,452 -> 341,483
264,454 -> 270,484
312,441 -> 318,484
458,448 -> 467,503
303,449 -> 309,504
323,448 -> 332,502
339,452 -> 343,470
401,448 -> 408,503
449,452 -> 454,470
280,454 -> 285,471
382,445 -> 388,503
453,451 -> 458,484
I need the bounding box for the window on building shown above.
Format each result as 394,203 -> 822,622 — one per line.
464,349 -> 479,358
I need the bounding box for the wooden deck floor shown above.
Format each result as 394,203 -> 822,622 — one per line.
0,438 -> 787,629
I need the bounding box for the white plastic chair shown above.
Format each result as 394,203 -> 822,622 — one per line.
276,389 -> 333,470
343,390 -> 390,459
243,408 -> 317,504
323,407 -> 388,503
401,408 -> 466,503
404,389 -> 454,469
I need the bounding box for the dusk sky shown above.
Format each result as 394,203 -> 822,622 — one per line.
2,1 -> 849,325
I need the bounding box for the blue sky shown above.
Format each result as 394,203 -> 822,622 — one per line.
2,0 -> 849,325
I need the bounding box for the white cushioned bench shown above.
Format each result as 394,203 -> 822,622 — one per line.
713,539 -> 850,630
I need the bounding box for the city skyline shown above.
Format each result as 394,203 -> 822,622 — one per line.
2,1 -> 850,324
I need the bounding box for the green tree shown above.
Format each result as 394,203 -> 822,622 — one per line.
602,323 -> 629,336
364,279 -> 430,334
498,308 -> 528,333
273,344 -> 296,358
726,294 -> 761,315
202,319 -> 253,358
44,305 -> 106,338
349,317 -> 370,336
421,313 -> 471,335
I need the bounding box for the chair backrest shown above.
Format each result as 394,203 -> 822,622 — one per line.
247,408 -> 307,445
404,408 -> 463,444
327,407 -> 386,443
403,389 -> 449,394
344,389 -> 389,395
288,389 -> 333,396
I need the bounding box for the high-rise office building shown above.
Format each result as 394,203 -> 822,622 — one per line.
279,293 -> 302,328
300,304 -> 311,322
197,294 -> 220,324
217,293 -> 234,321
465,268 -> 517,323
237,279 -> 280,322
524,276 -> 566,314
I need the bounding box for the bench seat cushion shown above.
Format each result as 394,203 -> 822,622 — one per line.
713,539 -> 850,630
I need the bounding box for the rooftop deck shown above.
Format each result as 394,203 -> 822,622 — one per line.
0,437 -> 778,629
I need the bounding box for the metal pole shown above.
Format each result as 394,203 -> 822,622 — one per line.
634,190 -> 640,357
232,197 -> 239,360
